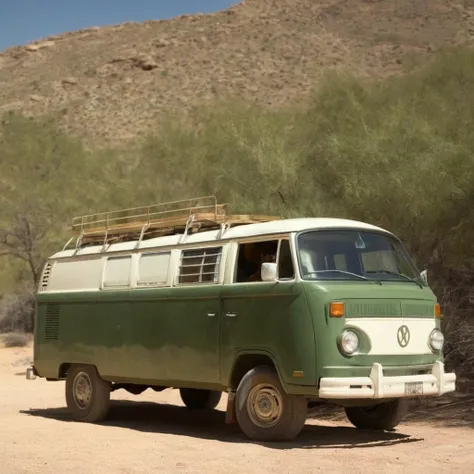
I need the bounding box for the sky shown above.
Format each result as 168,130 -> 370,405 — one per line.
0,0 -> 237,51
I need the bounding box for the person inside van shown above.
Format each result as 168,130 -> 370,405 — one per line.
247,241 -> 277,282
235,241 -> 278,282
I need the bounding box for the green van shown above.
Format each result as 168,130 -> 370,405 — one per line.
26,196 -> 456,441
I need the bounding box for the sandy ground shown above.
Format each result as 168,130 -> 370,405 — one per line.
1,344 -> 474,474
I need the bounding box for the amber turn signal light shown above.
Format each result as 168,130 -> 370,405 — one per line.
434,303 -> 441,319
330,302 -> 344,318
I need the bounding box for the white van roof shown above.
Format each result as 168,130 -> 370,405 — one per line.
50,217 -> 393,260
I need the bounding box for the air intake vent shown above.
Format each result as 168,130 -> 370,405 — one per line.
40,263 -> 52,292
44,305 -> 59,341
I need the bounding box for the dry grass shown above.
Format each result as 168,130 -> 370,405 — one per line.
0,0 -> 473,146
1,332 -> 31,348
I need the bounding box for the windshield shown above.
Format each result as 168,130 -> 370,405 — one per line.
296,230 -> 421,283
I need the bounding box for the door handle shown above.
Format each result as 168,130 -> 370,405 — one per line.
226,312 -> 237,318
207,312 -> 216,317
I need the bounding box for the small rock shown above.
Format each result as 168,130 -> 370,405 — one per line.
62,76 -> 78,85
154,38 -> 170,48
435,399 -> 452,405
141,60 -> 158,71
30,94 -> 43,102
24,40 -> 55,52
131,57 -> 158,71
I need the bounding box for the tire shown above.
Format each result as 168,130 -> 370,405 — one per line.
345,399 -> 408,431
235,365 -> 307,442
65,364 -> 111,423
179,388 -> 222,410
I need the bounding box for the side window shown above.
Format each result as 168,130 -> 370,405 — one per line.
235,240 -> 278,282
278,239 -> 295,279
103,255 -> 132,288
235,239 -> 296,282
178,247 -> 222,284
137,252 -> 170,287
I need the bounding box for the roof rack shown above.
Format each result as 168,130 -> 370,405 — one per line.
65,195 -> 279,251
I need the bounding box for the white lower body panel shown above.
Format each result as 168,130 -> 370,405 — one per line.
319,361 -> 456,399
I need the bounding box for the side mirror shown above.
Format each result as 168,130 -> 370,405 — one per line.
261,262 -> 278,282
420,269 -> 428,285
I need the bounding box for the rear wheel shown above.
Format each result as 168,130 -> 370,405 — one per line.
65,364 -> 111,422
179,388 -> 222,410
345,399 -> 408,431
235,366 -> 307,441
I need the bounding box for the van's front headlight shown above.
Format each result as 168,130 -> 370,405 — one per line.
340,330 -> 359,355
429,329 -> 444,352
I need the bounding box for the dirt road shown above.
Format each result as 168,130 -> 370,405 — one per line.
1,344 -> 473,474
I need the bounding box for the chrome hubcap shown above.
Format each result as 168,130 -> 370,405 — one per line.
73,372 -> 92,409
247,383 -> 283,428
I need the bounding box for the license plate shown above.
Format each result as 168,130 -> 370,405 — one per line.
405,382 -> 423,395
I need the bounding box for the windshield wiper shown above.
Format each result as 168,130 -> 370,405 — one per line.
305,270 -> 382,285
365,270 -> 423,288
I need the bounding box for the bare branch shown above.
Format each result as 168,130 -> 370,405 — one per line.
0,211 -> 46,286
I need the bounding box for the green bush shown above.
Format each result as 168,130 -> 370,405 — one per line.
0,113 -> 114,291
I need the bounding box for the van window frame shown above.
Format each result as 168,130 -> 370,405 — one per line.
175,245 -> 224,286
136,250 -> 171,288
294,228 -> 420,283
230,235 -> 297,284
101,254 -> 133,290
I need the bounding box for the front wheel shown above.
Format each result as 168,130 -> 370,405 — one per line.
65,364 -> 111,422
345,399 -> 408,431
235,366 -> 307,441
179,388 -> 222,410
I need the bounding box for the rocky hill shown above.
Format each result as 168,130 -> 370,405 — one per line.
1,0 -> 473,146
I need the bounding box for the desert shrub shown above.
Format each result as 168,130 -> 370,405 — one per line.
2,332 -> 31,348
0,113 -> 118,292
121,101 -> 313,217
0,292 -> 36,334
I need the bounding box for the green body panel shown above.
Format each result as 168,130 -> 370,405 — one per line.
220,281 -> 315,387
127,285 -> 221,385
33,274 -> 443,397
35,285 -> 222,388
34,280 -> 314,390
36,291 -> 135,379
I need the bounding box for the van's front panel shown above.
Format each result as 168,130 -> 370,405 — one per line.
296,228 -> 456,400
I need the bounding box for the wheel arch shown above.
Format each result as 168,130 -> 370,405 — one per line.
58,362 -> 103,380
58,362 -> 71,379
228,351 -> 284,391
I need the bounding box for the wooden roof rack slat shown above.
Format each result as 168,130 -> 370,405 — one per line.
69,196 -> 279,249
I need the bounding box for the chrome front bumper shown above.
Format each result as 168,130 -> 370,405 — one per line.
319,361 -> 456,399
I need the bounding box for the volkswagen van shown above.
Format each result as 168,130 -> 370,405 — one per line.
26,196 -> 456,441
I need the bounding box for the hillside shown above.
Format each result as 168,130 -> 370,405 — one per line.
1,0 -> 473,146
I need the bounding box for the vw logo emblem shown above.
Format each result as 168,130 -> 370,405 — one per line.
397,325 -> 410,347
